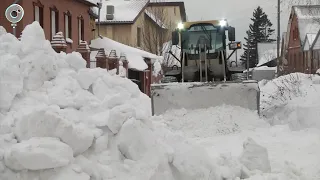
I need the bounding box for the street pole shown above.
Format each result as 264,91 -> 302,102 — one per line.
235,49 -> 238,67
247,48 -> 250,80
276,0 -> 280,77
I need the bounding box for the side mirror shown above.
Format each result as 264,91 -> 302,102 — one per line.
228,26 -> 236,42
172,31 -> 179,45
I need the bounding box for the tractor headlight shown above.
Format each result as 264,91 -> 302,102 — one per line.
177,22 -> 184,30
219,19 -> 227,27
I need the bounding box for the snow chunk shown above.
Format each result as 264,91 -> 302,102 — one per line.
239,138 -> 271,173
107,104 -> 136,134
20,21 -> 53,54
14,109 -> 94,155
76,68 -> 106,89
0,54 -> 24,111
65,52 -> 86,71
4,137 -> 73,171
118,118 -> 157,160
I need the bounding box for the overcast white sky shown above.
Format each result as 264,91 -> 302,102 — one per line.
181,0 -> 292,59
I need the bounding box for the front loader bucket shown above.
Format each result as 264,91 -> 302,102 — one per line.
151,81 -> 260,115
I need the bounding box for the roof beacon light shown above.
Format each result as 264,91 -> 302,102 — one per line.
219,19 -> 227,27
177,22 -> 184,30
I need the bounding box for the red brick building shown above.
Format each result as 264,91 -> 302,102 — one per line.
0,0 -> 97,53
283,5 -> 320,74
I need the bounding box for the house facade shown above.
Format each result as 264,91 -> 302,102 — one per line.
283,5 -> 320,74
96,0 -> 186,52
0,0 -> 97,53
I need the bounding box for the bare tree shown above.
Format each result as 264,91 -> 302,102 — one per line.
141,5 -> 170,55
139,1 -> 182,69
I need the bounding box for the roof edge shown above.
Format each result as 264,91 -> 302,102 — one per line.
310,29 -> 320,50
148,1 -> 186,22
74,0 -> 97,7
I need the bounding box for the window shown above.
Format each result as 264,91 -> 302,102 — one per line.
64,11 -> 72,39
78,16 -> 84,43
33,1 -> 44,27
137,27 -> 141,47
50,6 -> 59,40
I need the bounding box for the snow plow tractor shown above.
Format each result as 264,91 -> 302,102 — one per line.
151,20 -> 260,115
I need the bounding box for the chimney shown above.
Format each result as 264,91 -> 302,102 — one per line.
106,5 -> 114,20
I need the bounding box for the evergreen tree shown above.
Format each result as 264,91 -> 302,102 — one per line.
240,6 -> 276,68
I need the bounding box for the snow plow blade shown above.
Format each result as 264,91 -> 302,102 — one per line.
151,81 -> 260,115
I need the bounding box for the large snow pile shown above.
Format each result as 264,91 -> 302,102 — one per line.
260,73 -> 320,130
0,22 -> 254,180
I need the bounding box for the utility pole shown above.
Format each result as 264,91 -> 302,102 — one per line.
276,0 -> 280,77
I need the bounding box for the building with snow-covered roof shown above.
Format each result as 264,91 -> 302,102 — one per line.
0,0 -> 98,53
95,0 -> 186,55
285,5 -> 320,74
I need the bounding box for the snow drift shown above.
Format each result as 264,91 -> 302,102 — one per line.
0,22 -> 251,180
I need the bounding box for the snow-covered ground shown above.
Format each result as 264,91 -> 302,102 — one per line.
2,22 -> 320,180
155,73 -> 320,179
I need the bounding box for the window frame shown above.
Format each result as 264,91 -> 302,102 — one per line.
33,1 -> 44,27
50,6 -> 59,40
78,16 -> 85,44
64,11 -> 72,40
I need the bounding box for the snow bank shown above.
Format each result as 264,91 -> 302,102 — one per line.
0,22 -> 246,180
260,73 -> 320,130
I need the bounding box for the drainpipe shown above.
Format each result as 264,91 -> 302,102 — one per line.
97,1 -> 102,39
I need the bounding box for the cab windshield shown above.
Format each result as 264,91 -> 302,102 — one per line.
182,24 -> 224,54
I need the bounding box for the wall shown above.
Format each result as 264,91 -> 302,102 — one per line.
99,24 -> 133,46
131,13 -> 145,48
287,13 -> 303,73
0,1 -> 15,34
1,0 -> 93,53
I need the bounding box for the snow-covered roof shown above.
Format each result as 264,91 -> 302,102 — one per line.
311,31 -> 320,50
293,5 -> 320,46
257,43 -> 277,67
90,37 -> 163,71
303,33 -> 317,51
144,9 -> 167,29
98,0 -> 149,24
77,0 -> 97,6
